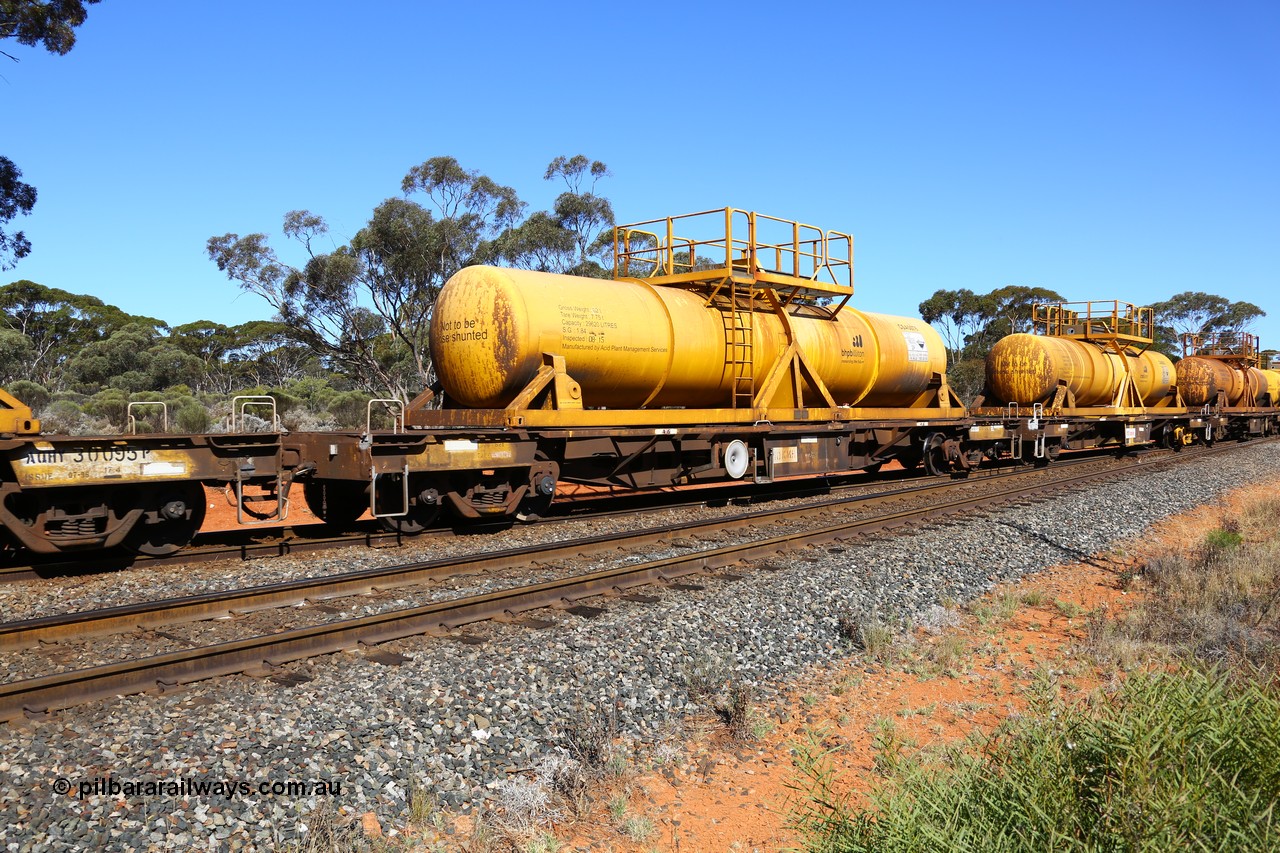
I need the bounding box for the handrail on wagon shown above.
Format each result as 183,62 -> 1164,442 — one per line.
1180,331 -> 1263,367
612,207 -> 853,304
229,395 -> 280,433
1033,300 -> 1154,347
127,401 -> 168,435
366,398 -> 405,434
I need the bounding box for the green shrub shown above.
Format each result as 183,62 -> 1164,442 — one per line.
328,390 -> 375,430
40,399 -> 84,434
283,376 -> 341,412
8,380 -> 50,412
83,388 -> 130,428
264,387 -> 301,413
788,667 -> 1280,852
175,402 -> 212,434
1203,527 -> 1243,551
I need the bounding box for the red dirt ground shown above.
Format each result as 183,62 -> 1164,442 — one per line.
198,484 -> 332,532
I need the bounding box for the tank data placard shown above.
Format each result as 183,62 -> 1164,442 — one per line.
557,304 -> 667,355
902,330 -> 930,362
558,305 -> 615,348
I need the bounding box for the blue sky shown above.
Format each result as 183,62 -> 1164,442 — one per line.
4,1 -> 1278,347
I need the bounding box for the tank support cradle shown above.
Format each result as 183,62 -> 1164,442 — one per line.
506,354 -> 584,411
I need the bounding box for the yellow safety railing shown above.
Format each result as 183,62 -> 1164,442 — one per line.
1034,301 -> 1154,344
612,208 -> 853,299
1181,331 -> 1262,366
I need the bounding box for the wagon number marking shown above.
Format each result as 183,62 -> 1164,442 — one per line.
25,447 -> 154,464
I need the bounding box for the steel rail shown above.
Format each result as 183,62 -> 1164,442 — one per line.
0,466 -> 956,584
0,456 -> 1093,650
0,439 -> 1258,723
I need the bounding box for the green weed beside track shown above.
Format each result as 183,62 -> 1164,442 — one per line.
788,496 -> 1280,853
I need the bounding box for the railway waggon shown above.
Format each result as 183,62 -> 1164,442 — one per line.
1,208 -> 1276,559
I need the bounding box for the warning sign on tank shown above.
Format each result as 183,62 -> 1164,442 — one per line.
902,331 -> 929,362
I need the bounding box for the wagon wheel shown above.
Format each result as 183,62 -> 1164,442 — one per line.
123,483 -> 207,556
303,480 -> 368,528
378,482 -> 443,534
895,446 -> 923,471
921,433 -> 950,476
515,461 -> 560,522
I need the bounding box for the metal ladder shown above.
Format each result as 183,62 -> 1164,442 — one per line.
727,279 -> 755,408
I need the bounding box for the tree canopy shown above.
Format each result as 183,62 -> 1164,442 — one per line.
208,154 -> 616,400
918,285 -> 1067,362
0,0 -> 100,57
1150,291 -> 1266,348
0,157 -> 36,270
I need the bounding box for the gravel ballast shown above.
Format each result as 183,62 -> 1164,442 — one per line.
1,444 -> 1277,851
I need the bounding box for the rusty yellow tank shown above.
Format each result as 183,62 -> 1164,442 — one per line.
1262,369 -> 1280,406
985,333 -> 1175,407
1177,358 -> 1280,407
430,266 -> 948,410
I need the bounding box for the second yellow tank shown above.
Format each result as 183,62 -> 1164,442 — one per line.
984,333 -> 1175,407
1176,357 -> 1280,407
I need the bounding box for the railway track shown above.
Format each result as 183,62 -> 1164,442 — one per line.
0,458 -> 1019,583
0,450 -> 1144,650
0,439 -> 1259,722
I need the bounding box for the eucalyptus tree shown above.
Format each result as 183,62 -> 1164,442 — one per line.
0,158 -> 35,270
207,216 -> 404,398
0,0 -> 100,57
229,320 -> 318,389
918,288 -> 988,362
169,320 -> 246,395
0,280 -> 139,389
208,160 -> 522,399
1149,291 -> 1266,356
982,285 -> 1067,338
209,154 -> 616,400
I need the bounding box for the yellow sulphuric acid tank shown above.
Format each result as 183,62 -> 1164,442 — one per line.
984,333 -> 1176,407
1176,357 -> 1280,407
430,266 -> 949,410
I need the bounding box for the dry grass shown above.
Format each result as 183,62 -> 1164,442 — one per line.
560,703 -> 619,772
1089,498 -> 1280,674
680,650 -> 732,700
924,634 -> 968,676
838,608 -> 908,664
716,682 -> 757,741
